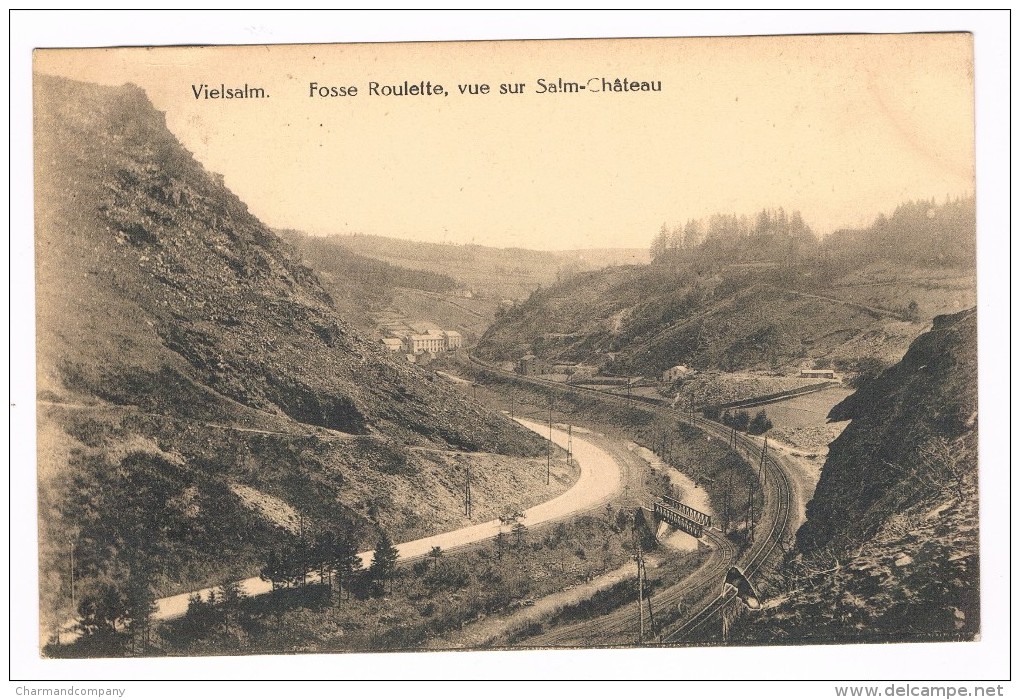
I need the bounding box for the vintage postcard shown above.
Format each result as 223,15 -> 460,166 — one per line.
29,32 -> 989,670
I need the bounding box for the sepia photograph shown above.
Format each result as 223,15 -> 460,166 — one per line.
11,10 -> 1010,688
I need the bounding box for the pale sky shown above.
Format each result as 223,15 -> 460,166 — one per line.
35,34 -> 974,250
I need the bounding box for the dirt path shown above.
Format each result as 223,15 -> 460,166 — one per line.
773,286 -> 909,321
37,399 -> 355,439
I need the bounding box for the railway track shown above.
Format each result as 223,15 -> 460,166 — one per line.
660,421 -> 794,643
462,354 -> 797,645
526,524 -> 737,647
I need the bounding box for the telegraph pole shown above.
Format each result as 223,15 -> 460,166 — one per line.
636,545 -> 645,644
510,393 -> 514,419
723,472 -> 732,534
746,482 -> 755,544
646,572 -> 657,640
633,544 -> 656,643
300,515 -> 307,584
69,541 -> 75,615
547,398 -> 554,485
759,438 -> 768,489
465,466 -> 473,518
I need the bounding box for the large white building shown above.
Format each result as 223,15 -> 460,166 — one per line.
443,330 -> 463,350
381,322 -> 465,358
406,331 -> 447,354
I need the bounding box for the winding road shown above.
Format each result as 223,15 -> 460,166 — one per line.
149,417 -> 625,621
456,356 -> 800,645
518,419 -> 797,647
60,359 -> 797,649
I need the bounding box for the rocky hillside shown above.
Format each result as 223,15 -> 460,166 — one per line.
34,76 -> 547,634
473,208 -> 975,381
36,76 -> 538,447
733,308 -> 979,643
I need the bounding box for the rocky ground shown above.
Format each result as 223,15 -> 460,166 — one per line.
664,371 -> 831,408
33,75 -> 549,641
731,309 -> 979,644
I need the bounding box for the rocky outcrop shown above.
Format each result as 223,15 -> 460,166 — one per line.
798,309 -> 977,553
733,309 -> 979,643
35,74 -> 542,452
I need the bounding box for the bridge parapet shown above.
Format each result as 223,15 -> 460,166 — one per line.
660,495 -> 711,528
654,502 -> 704,538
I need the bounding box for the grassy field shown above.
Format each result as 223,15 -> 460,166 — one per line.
827,263 -> 976,320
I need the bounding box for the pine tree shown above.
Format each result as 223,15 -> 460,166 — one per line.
260,549 -> 287,591
684,219 -> 704,249
219,578 -> 247,635
511,521 -> 529,549
314,530 -> 336,593
650,223 -> 670,262
748,409 -> 773,435
125,567 -> 158,655
369,531 -> 399,595
428,546 -> 443,571
77,583 -> 130,656
332,534 -> 363,602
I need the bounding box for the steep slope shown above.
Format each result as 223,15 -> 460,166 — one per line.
277,229 -> 500,343
732,309 -> 979,643
36,76 -> 534,447
275,229 -> 463,332
34,75 -> 548,635
797,309 -> 978,552
475,258 -> 975,376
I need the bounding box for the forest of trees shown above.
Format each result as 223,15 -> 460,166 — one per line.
280,230 -> 459,294
651,197 -> 976,269
701,406 -> 774,436
824,196 -> 977,267
49,509 -> 643,656
650,207 -> 817,264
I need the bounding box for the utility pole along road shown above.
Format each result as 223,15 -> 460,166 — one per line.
148,417 -> 625,621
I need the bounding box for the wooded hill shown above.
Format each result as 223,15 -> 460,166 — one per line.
34,75 -> 548,640
275,229 -> 461,330
331,232 -> 649,302
475,198 -> 975,377
280,231 -> 650,345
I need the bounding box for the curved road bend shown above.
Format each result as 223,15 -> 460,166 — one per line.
150,417 -> 624,621
533,418 -> 799,647
458,357 -> 800,644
